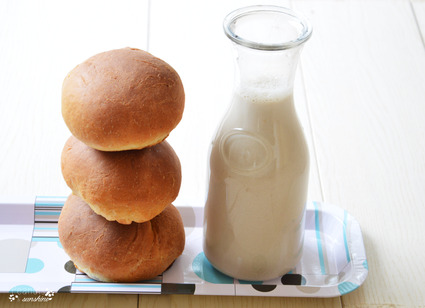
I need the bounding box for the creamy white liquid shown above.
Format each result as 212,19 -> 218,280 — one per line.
204,88 -> 309,281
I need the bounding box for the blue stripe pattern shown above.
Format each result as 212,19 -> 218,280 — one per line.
314,202 -> 326,275
35,196 -> 66,207
35,211 -> 61,216
35,203 -> 65,207
34,227 -> 58,230
32,237 -> 60,242
338,281 -> 359,295
343,210 -> 351,263
72,283 -> 161,288
74,277 -> 162,284
75,277 -> 97,282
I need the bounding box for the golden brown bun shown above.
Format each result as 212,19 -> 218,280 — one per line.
58,194 -> 185,282
61,135 -> 181,224
61,47 -> 185,151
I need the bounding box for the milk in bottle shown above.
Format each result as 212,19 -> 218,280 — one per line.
203,5 -> 312,281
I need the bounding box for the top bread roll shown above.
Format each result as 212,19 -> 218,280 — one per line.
62,47 -> 185,151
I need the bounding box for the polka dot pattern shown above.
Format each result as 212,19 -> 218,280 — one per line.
192,252 -> 233,284
25,258 -> 44,273
64,260 -> 76,274
9,285 -> 36,293
252,285 -> 277,292
1,199 -> 367,297
57,285 -> 72,293
281,274 -> 306,286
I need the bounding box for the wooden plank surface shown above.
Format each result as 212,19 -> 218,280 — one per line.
139,294 -> 343,308
0,293 -> 138,308
293,0 -> 425,306
0,0 -> 149,197
412,0 -> 425,45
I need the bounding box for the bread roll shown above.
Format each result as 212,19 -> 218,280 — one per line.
58,194 -> 185,282
61,135 -> 181,224
61,47 -> 185,151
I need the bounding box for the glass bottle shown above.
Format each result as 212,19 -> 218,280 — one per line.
203,5 -> 312,281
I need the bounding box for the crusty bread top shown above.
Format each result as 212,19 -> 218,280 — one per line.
61,47 -> 185,151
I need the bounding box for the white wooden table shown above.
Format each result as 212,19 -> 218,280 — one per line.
1,0 -> 424,307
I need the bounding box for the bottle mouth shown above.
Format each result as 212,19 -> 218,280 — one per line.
223,5 -> 312,51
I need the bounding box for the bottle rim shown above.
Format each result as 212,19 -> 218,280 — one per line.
223,5 -> 312,51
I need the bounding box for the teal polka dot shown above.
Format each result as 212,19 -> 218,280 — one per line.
338,281 -> 359,295
238,279 -> 262,285
25,258 -> 44,273
192,252 -> 234,284
9,285 -> 35,293
363,260 -> 368,270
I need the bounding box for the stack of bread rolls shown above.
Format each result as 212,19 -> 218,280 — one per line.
58,48 -> 186,283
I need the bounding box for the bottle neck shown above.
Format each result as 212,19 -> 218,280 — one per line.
223,5 -> 311,98
232,43 -> 303,97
